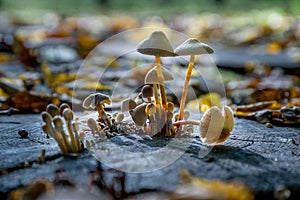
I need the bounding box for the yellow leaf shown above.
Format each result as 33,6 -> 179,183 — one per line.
177,170 -> 254,200
186,93 -> 222,112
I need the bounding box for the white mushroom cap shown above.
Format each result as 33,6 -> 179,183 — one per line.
137,31 -> 176,57
174,38 -> 214,56
121,98 -> 137,112
199,106 -> 234,145
144,66 -> 174,84
82,93 -> 111,109
223,106 -> 234,132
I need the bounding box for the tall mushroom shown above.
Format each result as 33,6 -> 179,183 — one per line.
174,38 -> 214,121
137,31 -> 176,109
82,93 -> 112,127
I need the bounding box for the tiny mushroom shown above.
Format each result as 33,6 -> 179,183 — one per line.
174,38 -> 214,120
46,104 -> 60,117
87,117 -> 101,133
121,98 -> 137,113
200,106 -> 234,145
131,103 -> 148,127
41,106 -> 83,153
82,93 -> 112,127
53,116 -> 74,152
144,66 -> 174,105
137,31 -> 176,109
62,108 -> 79,151
142,85 -> 154,103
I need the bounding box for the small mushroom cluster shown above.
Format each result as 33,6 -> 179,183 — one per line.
82,92 -> 125,137
81,31 -> 234,144
41,103 -> 84,153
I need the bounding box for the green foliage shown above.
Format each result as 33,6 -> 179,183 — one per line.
1,0 -> 299,17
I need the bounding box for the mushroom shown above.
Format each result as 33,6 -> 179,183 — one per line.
46,104 -> 60,117
115,113 -> 125,124
62,108 -> 79,151
144,66 -> 174,105
200,106 -> 234,145
53,116 -> 74,152
82,93 -> 112,127
174,38 -> 214,120
137,31 -> 176,109
42,125 -> 68,153
59,103 -> 70,116
121,98 -> 137,113
87,117 -> 101,133
72,121 -> 83,152
131,103 -> 148,127
141,85 -> 153,103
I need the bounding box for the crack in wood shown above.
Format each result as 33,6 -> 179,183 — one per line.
0,153 -> 63,175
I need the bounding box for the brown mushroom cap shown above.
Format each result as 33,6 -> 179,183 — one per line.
82,93 -> 111,109
144,66 -> 174,84
46,104 -> 59,117
174,38 -> 214,56
142,85 -> 153,98
136,31 -> 176,57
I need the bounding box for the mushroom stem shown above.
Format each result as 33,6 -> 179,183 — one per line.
155,56 -> 167,109
96,103 -> 112,128
153,84 -> 159,104
173,119 -> 200,126
179,55 -> 195,120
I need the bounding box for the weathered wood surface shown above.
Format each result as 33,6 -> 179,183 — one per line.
0,112 -> 300,199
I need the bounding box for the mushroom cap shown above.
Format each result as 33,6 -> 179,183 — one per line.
121,98 -> 137,112
53,116 -> 64,129
87,118 -> 99,132
167,102 -> 174,112
136,31 -> 176,57
82,93 -> 111,109
199,106 -> 234,145
41,112 -> 53,124
145,103 -> 156,116
142,85 -> 153,98
62,108 -> 74,121
42,124 -> 52,136
144,66 -> 174,84
59,103 -> 70,116
174,38 -> 214,56
222,106 -> 234,132
200,106 -> 224,144
46,104 -> 59,117
115,113 -> 125,123
131,103 -> 148,126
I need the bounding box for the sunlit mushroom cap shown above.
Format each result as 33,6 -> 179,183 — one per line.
121,98 -> 137,112
136,31 -> 176,57
144,66 -> 174,84
200,106 -> 234,145
62,108 -> 74,121
82,93 -> 111,109
131,103 -> 148,126
174,38 -> 214,56
145,103 -> 156,116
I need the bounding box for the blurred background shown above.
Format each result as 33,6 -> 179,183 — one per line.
0,0 -> 300,113
1,0 -> 300,17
